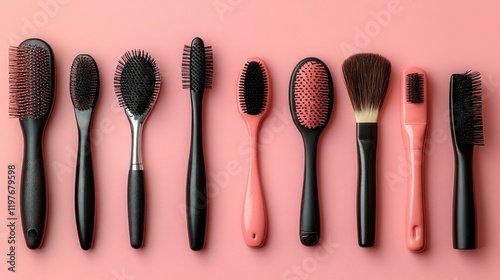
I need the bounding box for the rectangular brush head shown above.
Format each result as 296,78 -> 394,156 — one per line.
401,67 -> 427,124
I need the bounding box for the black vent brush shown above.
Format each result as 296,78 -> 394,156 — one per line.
70,54 -> 99,250
114,50 -> 160,248
182,37 -> 213,251
9,38 -> 55,249
450,71 -> 484,250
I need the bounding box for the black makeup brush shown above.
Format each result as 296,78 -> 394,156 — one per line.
342,53 -> 391,247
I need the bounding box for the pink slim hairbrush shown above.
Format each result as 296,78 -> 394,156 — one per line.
237,57 -> 270,247
401,67 -> 427,252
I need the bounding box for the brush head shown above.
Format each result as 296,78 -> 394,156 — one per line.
342,53 -> 391,122
406,73 -> 424,104
290,57 -> 333,130
70,54 -> 99,111
182,37 -> 213,92
114,49 -> 160,117
238,58 -> 270,116
9,39 -> 54,120
450,71 -> 484,146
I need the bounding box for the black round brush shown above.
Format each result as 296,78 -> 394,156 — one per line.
70,54 -> 99,250
289,57 -> 334,246
114,50 -> 160,248
9,38 -> 55,249
342,53 -> 391,247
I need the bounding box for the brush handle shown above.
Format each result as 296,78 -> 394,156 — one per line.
405,148 -> 425,252
128,169 -> 145,248
356,123 -> 377,247
242,124 -> 267,247
300,135 -> 320,246
453,145 -> 476,249
75,110 -> 95,250
20,119 -> 47,249
187,91 -> 207,251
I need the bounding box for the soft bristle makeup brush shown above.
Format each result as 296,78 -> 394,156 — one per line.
289,57 -> 333,246
182,37 -> 213,251
9,38 -> 55,249
342,53 -> 391,248
401,67 -> 427,252
450,70 -> 484,250
70,54 -> 99,250
237,57 -> 271,247
114,50 -> 160,249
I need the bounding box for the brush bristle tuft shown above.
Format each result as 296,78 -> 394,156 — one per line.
70,55 -> 99,111
114,49 -> 160,116
342,53 -> 391,122
406,73 -> 424,104
451,71 -> 484,146
238,61 -> 268,115
9,44 -> 51,119
291,59 -> 333,129
182,37 -> 213,91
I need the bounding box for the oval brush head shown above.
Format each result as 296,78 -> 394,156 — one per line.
114,50 -> 160,117
9,42 -> 54,120
290,57 -> 333,130
238,58 -> 270,116
342,53 -> 391,122
182,37 -> 213,92
70,55 -> 99,111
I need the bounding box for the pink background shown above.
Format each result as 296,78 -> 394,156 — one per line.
0,0 -> 499,279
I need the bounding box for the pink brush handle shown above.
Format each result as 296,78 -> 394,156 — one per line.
404,124 -> 426,252
242,122 -> 267,247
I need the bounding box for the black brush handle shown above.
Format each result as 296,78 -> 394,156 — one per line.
128,169 -> 145,248
75,119 -> 95,250
20,119 -> 47,249
300,136 -> 320,246
187,91 -> 207,251
356,123 -> 377,247
453,145 -> 476,249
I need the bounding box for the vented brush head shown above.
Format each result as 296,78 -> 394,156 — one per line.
182,37 -> 213,92
238,58 -> 269,116
406,73 -> 424,104
450,71 -> 484,146
70,54 -> 99,111
290,57 -> 333,130
9,39 -> 54,120
114,50 -> 160,117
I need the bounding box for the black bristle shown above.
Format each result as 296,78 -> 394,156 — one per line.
451,71 -> 484,146
114,49 -> 160,116
182,37 -> 213,91
238,61 -> 268,115
406,73 -> 424,104
291,58 -> 333,129
342,53 -> 391,120
9,44 -> 51,119
70,55 -> 99,111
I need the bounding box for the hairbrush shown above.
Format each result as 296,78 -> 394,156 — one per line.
342,53 -> 391,247
70,54 -> 99,250
114,49 -> 160,248
9,38 -> 55,249
289,57 -> 333,246
237,57 -> 271,247
401,67 -> 427,252
182,37 -> 213,251
450,70 -> 484,250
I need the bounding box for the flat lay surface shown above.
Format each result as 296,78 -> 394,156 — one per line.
0,0 -> 499,279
